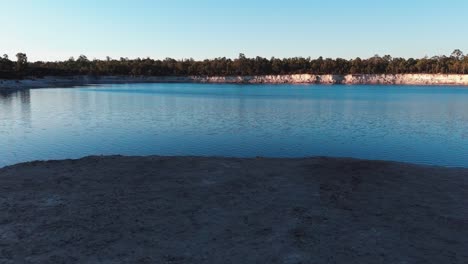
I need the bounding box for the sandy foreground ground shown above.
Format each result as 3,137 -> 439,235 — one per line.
1,155 -> 467,263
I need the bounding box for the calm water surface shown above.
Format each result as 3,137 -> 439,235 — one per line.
1,83 -> 468,167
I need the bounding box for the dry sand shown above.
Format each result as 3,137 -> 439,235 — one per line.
1,156 -> 467,263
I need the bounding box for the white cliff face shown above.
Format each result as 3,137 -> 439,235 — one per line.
343,74 -> 468,85
190,74 -> 317,84
2,74 -> 468,90
193,74 -> 468,85
190,74 -> 346,84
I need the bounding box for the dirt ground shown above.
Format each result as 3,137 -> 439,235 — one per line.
1,156 -> 467,263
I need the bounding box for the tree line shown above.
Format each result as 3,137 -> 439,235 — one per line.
1,50 -> 467,79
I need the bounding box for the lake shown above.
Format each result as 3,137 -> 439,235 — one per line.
1,83 -> 468,168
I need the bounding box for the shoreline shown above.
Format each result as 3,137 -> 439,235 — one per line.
1,155 -> 467,262
2,73 -> 468,91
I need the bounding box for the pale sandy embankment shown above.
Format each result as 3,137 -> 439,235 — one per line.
1,156 -> 467,263
1,74 -> 468,91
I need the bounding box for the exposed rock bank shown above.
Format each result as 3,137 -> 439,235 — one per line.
192,74 -> 468,85
1,156 -> 467,263
1,74 -> 468,90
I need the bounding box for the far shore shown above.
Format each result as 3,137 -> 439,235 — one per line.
2,73 -> 468,91
1,155 -> 467,263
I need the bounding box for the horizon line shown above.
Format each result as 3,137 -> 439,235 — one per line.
2,49 -> 466,63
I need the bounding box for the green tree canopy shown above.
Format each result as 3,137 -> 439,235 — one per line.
1,50 -> 468,79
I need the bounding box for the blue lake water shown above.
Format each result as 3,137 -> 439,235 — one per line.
1,83 -> 468,168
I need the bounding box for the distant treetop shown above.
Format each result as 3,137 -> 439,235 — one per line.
1,50 -> 467,79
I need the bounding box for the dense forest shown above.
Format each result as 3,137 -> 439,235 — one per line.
1,50 -> 467,79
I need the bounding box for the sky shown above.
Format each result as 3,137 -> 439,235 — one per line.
1,0 -> 467,62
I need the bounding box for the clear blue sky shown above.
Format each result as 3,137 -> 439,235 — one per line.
1,0 -> 467,61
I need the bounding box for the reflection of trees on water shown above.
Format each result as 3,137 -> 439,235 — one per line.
19,90 -> 31,126
0,89 -> 32,166
0,89 -> 31,125
0,90 -> 17,99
